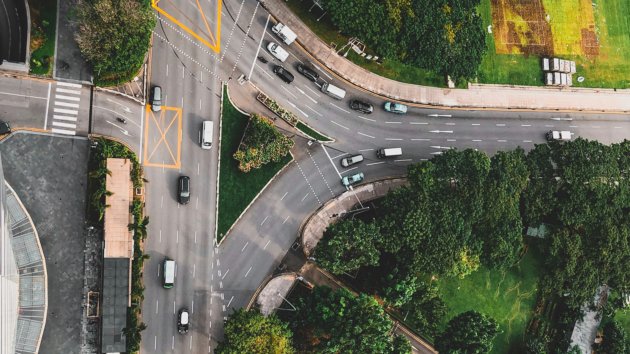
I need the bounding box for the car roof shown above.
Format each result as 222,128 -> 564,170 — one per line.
180,310 -> 189,324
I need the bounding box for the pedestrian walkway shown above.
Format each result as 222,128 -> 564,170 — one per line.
261,0 -> 630,113
50,81 -> 83,135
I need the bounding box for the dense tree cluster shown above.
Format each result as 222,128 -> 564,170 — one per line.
323,0 -> 486,81
233,114 -> 294,172
316,138 -> 630,346
76,0 -> 155,86
286,286 -> 411,354
595,320 -> 630,354
216,309 -> 295,354
435,311 -> 500,354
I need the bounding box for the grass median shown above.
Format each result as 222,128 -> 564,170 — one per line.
217,86 -> 293,241
296,122 -> 332,142
437,242 -> 543,353
28,0 -> 57,76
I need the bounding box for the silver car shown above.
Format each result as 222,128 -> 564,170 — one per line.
340,154 -> 364,167
341,172 -> 364,186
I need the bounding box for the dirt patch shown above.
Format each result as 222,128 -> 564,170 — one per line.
491,0 -> 554,56
581,27 -> 599,57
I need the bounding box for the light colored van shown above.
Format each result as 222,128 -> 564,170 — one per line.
341,154 -> 364,167
271,23 -> 297,45
321,83 -> 346,100
163,259 -> 175,288
201,121 -> 213,149
267,42 -> 289,62
376,147 -> 402,158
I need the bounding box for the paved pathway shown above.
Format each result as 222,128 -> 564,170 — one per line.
261,0 -> 630,113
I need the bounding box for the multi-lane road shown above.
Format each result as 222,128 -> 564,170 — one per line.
1,0 -> 629,353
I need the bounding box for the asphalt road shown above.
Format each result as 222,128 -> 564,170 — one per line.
0,0 -> 27,62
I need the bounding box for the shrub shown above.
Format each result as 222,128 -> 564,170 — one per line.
233,115 -> 294,173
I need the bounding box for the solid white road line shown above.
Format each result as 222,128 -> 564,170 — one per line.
304,85 -> 322,97
56,88 -> 81,95
52,121 -> 77,129
56,81 -> 82,88
331,152 -> 347,159
0,91 -> 45,99
51,128 -> 76,135
281,86 -> 298,99
340,166 -> 358,174
366,162 -> 385,166
55,94 -> 80,101
53,114 -> 77,121
54,107 -> 78,115
43,83 -> 51,129
305,105 -> 323,117
358,148 -> 374,152
321,144 -> 343,179
249,14 -> 270,80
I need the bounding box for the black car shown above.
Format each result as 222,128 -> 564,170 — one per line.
178,176 -> 190,204
296,63 -> 319,82
0,121 -> 11,135
177,308 -> 189,334
273,65 -> 294,84
349,100 -> 374,114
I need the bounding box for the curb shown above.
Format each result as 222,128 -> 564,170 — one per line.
245,271 -> 298,311
299,176 -> 408,257
214,83 -> 227,246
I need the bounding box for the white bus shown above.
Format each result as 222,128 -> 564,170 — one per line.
163,259 -> 175,289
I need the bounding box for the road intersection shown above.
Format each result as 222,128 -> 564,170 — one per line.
0,0 -> 629,352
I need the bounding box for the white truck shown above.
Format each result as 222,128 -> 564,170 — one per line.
546,130 -> 572,141
272,23 -> 297,45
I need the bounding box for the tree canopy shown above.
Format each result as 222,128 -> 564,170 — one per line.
233,114 -> 294,173
76,0 -> 155,85
322,0 -> 486,82
435,311 -> 500,354
216,309 -> 295,354
287,286 -> 411,354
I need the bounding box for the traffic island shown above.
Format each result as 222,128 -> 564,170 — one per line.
216,85 -> 293,242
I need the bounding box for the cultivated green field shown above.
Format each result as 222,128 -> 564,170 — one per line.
478,0 -> 630,88
438,244 -> 543,354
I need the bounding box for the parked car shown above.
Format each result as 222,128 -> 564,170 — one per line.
296,63 -> 319,82
341,172 -> 364,186
0,121 -> 11,135
340,154 -> 364,167
272,65 -> 294,84
178,176 -> 190,204
177,308 -> 189,334
349,100 -> 374,114
151,86 -> 162,112
383,101 -> 407,114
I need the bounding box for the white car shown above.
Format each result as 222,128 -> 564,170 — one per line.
546,130 -> 572,141
267,42 -> 289,62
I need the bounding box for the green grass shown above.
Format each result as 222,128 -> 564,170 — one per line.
285,0 -> 445,87
217,86 -> 293,241
296,122 -> 332,142
28,0 -> 57,76
615,309 -> 630,333
437,243 -> 543,354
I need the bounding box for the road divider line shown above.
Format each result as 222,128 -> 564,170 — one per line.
222,269 -> 229,280
446,139 -> 456,142
227,295 -> 235,308
280,191 -> 288,201
472,139 -> 483,142
331,152 -> 347,159
330,102 -> 351,114
523,140 -> 533,143
330,120 -> 349,130
395,159 -> 412,162
411,138 -> 431,141
366,162 -> 385,166
341,166 -> 358,174
304,85 -> 322,97
445,123 -> 456,126
296,87 -> 317,103
471,123 -> 481,126
409,122 -> 428,125
155,300 -> 159,314
283,216 -> 290,224
497,139 -> 507,142
244,267 -> 252,278
260,216 -> 269,226
257,64 -> 274,79
301,192 -> 309,202
496,123 -> 506,127
358,132 -> 375,138
357,115 -> 376,122
281,85 -> 298,99
385,121 -> 401,124
305,105 -> 323,117
264,240 -> 271,249
385,138 -> 403,141
358,148 -> 374,152
521,124 -> 531,127
321,144 -> 343,179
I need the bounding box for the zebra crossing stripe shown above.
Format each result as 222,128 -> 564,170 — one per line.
56,88 -> 81,95
53,115 -> 78,122
55,94 -> 80,101
54,101 -> 80,108
53,108 -> 78,115
52,121 -> 77,129
51,128 -> 77,135
56,82 -> 82,88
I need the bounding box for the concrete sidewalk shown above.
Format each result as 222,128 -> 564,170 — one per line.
261,0 -> 630,113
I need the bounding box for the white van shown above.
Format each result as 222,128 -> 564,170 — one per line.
376,148 -> 402,158
201,121 -> 213,149
267,42 -> 289,62
271,23 -> 297,45
163,259 -> 175,289
321,83 -> 346,100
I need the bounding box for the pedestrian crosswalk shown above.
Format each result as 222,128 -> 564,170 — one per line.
50,81 -> 83,135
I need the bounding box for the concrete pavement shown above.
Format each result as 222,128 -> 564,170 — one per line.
260,0 -> 630,113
